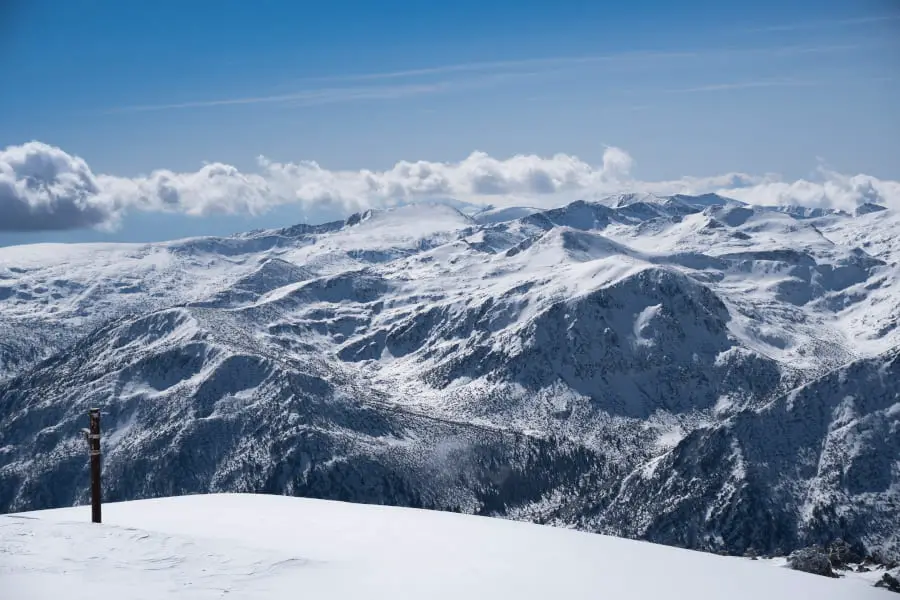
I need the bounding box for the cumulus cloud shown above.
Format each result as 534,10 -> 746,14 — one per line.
0,142 -> 120,231
1,140 -> 898,232
714,170 -> 900,210
100,163 -> 277,216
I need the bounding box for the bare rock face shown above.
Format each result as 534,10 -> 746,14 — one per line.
875,572 -> 900,593
787,546 -> 836,578
827,539 -> 864,569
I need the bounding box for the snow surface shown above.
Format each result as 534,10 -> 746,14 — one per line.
472,205 -> 542,224
2,494 -> 884,600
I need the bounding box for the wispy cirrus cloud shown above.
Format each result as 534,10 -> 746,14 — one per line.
669,78 -> 821,93
666,70 -> 896,95
746,13 -> 900,33
288,42 -> 868,86
111,82 -> 458,113
293,49 -> 700,84
105,40 -> 879,114
108,71 -> 543,113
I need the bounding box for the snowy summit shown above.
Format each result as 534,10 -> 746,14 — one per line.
3,494 -> 888,599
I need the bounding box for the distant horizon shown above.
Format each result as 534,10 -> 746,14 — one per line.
0,188 -> 887,249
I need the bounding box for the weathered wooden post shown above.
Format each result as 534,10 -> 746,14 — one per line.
86,408 -> 101,523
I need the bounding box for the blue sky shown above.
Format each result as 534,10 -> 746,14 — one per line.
1,0 -> 898,245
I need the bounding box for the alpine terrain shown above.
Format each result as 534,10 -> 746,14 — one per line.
1,194 -> 898,562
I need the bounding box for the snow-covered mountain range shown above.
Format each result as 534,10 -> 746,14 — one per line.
1,193 -> 898,561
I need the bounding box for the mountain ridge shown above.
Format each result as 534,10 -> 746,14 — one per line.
1,194 -> 898,561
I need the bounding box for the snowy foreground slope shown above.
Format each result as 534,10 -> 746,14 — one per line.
1,494 -> 886,599
1,195 -> 899,561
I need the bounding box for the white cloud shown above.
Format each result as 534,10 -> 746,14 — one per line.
716,170 -> 900,210
100,163 -> 276,217
1,141 -> 898,232
0,142 -> 121,231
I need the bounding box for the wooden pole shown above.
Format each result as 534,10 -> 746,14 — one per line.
88,408 -> 101,524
